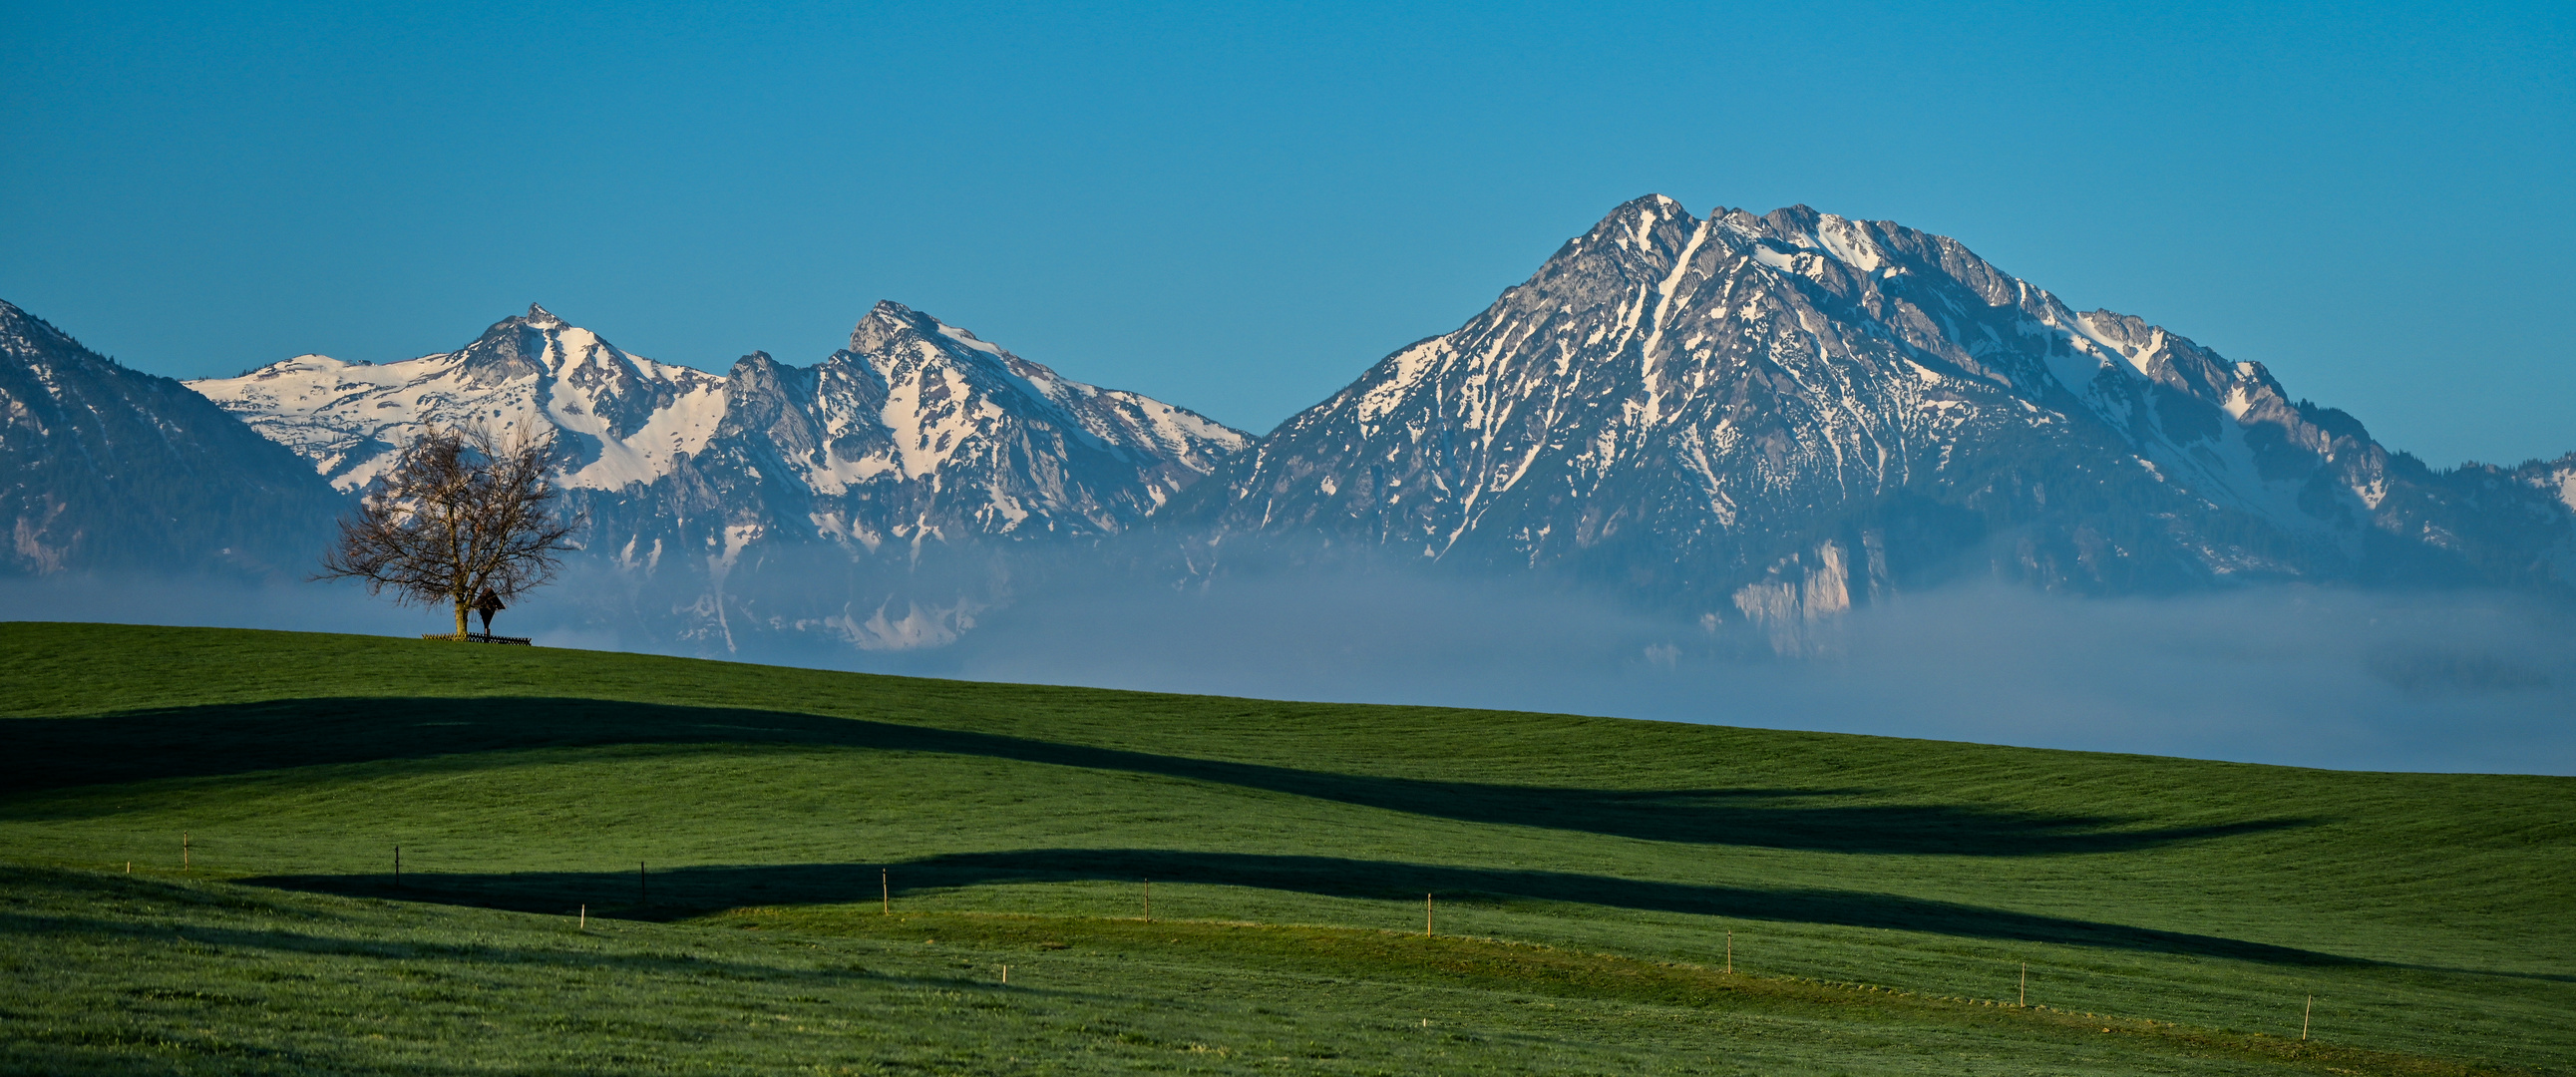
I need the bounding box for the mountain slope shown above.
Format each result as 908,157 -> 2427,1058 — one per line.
1178,196 -> 2576,618
634,300 -> 1249,552
0,300 -> 342,575
186,303 -> 734,494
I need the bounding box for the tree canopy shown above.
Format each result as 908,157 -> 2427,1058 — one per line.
318,426 -> 581,637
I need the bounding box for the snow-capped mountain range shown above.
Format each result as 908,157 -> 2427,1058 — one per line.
186,299 -> 1250,650
5,193 -> 2571,655
189,300 -> 1246,532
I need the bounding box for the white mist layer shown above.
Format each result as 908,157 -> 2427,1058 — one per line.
860,576 -> 2576,776
8,573 -> 2569,776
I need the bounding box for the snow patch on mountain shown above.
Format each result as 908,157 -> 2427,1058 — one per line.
2529,455 -> 2576,515
189,305 -> 726,492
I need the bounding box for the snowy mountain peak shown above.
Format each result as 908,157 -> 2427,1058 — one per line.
1187,195 -> 2576,610
1569,193 -> 1699,261
190,307 -> 726,492
826,299 -> 1252,495
849,299 -> 927,352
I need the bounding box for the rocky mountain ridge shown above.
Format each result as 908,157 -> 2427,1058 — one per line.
185,299 -> 1251,650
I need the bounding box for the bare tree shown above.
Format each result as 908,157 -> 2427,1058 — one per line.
320,426 -> 582,637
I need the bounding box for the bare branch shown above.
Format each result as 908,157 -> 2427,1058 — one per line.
316,425 -> 584,634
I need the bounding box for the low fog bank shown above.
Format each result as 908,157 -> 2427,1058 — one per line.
863,569 -> 2576,776
9,567 -> 2571,776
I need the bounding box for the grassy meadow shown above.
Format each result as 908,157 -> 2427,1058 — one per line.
1,621 -> 2569,1074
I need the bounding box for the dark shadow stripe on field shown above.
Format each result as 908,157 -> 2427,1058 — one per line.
0,866 -> 980,989
4,697 -> 2311,857
247,849 -> 2358,967
0,909 -> 904,985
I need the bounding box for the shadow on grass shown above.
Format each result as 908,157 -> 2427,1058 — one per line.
248,849 -> 2358,968
0,908 -> 889,986
4,697 -> 2310,857
0,864 -> 895,985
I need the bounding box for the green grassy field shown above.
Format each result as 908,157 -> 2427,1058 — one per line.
2,621 -> 2569,1075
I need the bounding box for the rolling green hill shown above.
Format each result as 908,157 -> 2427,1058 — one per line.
2,621 -> 2569,1075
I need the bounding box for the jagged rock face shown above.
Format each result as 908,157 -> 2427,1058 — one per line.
583,301 -> 1251,652
193,301 -> 1245,539
1184,195 -> 2576,615
0,300 -> 341,575
654,300 -> 1249,550
190,299 -> 1250,651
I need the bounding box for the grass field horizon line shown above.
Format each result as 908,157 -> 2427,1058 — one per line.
5,618 -> 2524,780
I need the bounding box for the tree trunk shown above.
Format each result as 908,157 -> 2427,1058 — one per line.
454,598 -> 470,638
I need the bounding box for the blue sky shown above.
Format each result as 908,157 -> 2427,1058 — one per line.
5,1 -> 2569,466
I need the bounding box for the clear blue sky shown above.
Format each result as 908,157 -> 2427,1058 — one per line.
5,1 -> 2569,466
